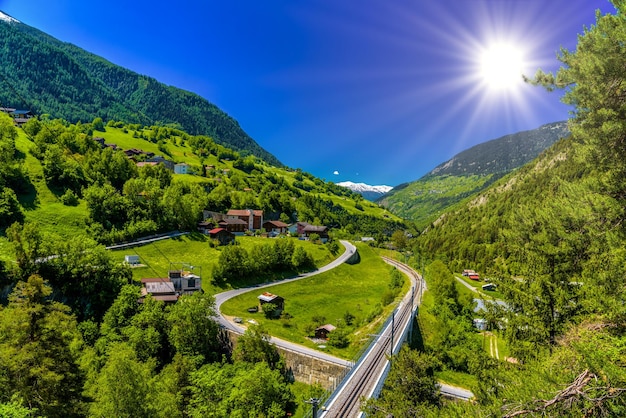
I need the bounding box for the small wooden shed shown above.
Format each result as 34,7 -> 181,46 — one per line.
258,292 -> 285,312
315,324 -> 337,339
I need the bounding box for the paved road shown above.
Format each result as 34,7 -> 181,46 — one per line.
213,240 -> 357,366
215,244 -> 474,405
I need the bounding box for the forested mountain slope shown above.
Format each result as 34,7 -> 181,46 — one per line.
367,5 -> 626,415
380,122 -> 569,228
0,113 -> 405,254
0,12 -> 281,166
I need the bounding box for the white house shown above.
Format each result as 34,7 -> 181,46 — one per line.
174,163 -> 190,174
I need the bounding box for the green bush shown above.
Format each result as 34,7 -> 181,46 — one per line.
328,327 -> 350,348
60,189 -> 79,206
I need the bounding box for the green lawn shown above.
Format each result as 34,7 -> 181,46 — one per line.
108,234 -> 336,296
220,243 -> 408,359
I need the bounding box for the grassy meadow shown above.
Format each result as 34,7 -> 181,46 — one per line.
109,234 -> 336,296
220,243 -> 410,359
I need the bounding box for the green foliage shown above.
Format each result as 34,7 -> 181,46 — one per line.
188,361 -> 295,418
0,275 -> 84,417
59,188 -> 79,206
86,342 -> 157,418
291,245 -> 314,270
262,302 -> 280,319
327,326 -> 350,348
0,22 -> 280,165
381,122 -> 569,227
0,397 -> 33,418
363,347 -> 441,417
0,187 -> 24,227
7,222 -> 129,321
165,292 -> 222,363
233,325 -> 283,371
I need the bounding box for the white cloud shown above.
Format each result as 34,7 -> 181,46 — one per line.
333,170 -> 339,175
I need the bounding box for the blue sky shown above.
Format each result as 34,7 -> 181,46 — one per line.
0,0 -> 615,186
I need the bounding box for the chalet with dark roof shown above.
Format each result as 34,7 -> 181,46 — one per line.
218,218 -> 247,234
208,227 -> 234,245
315,324 -> 336,339
263,220 -> 289,236
297,222 -> 329,242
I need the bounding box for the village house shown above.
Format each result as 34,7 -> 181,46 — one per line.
138,265 -> 202,304
315,324 -> 337,339
138,278 -> 179,304
124,255 -> 140,266
218,218 -> 247,234
227,209 -> 263,231
208,227 -> 235,245
202,210 -> 227,222
297,222 -> 330,243
92,137 -> 106,147
146,156 -> 175,171
257,292 -> 284,312
463,269 -> 480,280
136,161 -> 159,168
197,219 -> 216,234
263,220 -> 289,236
174,163 -> 190,174
1,108 -> 34,126
124,148 -> 154,159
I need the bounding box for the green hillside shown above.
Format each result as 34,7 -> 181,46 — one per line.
0,115 -> 405,260
380,122 -> 569,227
0,15 -> 280,166
367,6 -> 626,416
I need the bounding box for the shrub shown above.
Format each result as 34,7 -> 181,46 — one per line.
60,189 -> 80,206
381,290 -> 395,306
343,311 -> 355,326
262,303 -> 279,319
328,327 -> 350,348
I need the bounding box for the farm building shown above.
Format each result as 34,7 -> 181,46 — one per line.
257,292 -> 284,312
315,324 -> 337,339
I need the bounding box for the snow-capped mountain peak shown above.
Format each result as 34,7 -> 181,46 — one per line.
336,181 -> 393,201
0,11 -> 19,24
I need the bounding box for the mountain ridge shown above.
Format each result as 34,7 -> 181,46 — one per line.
380,121 -> 570,227
0,11 -> 281,166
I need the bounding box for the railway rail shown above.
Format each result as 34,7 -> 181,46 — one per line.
319,257 -> 421,417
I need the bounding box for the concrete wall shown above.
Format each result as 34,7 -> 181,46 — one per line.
225,330 -> 350,390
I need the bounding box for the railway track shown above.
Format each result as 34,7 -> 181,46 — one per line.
320,257 -> 422,417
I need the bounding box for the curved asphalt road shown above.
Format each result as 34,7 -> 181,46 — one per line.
214,239 -> 357,367
214,241 -> 473,401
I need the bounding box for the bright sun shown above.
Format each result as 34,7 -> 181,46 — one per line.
479,43 -> 526,92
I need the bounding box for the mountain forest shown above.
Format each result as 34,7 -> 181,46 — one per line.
1,2 -> 626,418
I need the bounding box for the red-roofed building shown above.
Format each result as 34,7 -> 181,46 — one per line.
208,227 -> 234,245
227,209 -> 263,230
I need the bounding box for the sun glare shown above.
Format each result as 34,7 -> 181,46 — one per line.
479,43 -> 526,91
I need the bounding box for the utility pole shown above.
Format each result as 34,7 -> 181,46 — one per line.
305,398 -> 320,418
390,309 -> 395,361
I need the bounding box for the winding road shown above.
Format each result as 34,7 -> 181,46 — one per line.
214,240 -> 473,415
213,239 -> 356,366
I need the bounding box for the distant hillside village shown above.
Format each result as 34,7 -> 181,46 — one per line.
0,107 -> 34,126
135,210 -> 329,303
